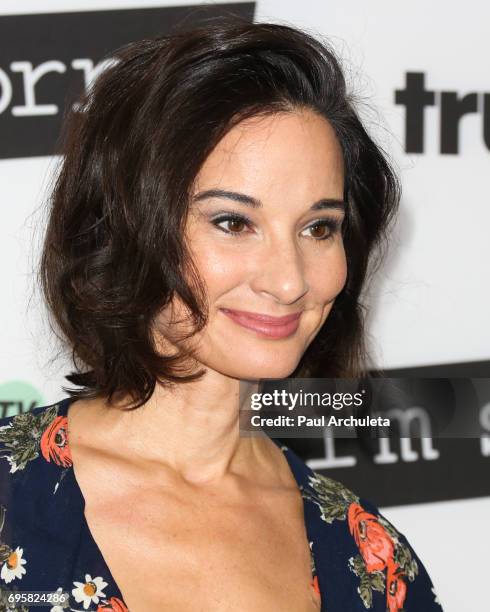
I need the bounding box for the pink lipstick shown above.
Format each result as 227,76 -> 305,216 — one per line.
219,308 -> 302,339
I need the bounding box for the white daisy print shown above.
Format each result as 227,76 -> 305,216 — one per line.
72,574 -> 108,609
50,586 -> 70,611
0,546 -> 27,583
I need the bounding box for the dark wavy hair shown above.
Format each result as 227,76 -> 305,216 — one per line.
38,15 -> 400,410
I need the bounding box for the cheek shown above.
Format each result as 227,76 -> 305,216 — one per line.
307,244 -> 348,302
190,239 -> 245,296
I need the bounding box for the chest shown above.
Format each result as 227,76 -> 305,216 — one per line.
79,463 -> 321,611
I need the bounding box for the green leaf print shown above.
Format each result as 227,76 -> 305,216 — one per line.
349,554 -> 385,609
301,472 -> 359,523
393,544 -> 418,582
0,405 -> 58,472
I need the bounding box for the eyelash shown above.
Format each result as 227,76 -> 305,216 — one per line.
210,213 -> 343,241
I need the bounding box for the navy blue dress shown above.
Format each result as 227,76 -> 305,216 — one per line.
0,397 -> 443,611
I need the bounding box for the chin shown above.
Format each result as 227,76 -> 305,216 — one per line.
227,360 -> 300,381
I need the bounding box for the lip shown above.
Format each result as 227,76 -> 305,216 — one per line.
219,308 -> 302,339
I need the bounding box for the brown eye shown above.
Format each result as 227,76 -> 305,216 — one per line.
309,223 -> 329,239
303,218 -> 340,241
227,218 -> 246,233
211,213 -> 252,237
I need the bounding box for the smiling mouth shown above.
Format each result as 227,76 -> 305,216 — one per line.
219,308 -> 302,339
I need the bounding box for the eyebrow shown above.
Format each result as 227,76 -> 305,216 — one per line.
192,189 -> 346,212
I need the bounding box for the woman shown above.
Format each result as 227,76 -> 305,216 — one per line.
0,16 -> 442,612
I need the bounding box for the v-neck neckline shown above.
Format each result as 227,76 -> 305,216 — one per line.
57,395 -> 321,610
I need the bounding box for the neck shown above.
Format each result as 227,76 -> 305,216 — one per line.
76,372 -> 272,486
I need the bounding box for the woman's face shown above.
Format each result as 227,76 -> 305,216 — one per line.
158,109 -> 347,380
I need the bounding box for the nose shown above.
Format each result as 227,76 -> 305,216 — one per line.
249,237 -> 309,305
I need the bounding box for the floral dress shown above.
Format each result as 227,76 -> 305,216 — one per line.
0,398 -> 443,611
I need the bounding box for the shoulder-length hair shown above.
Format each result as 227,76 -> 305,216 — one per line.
39,15 -> 400,409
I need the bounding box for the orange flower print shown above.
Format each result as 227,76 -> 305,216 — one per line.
311,575 -> 320,595
40,416 -> 72,468
97,596 -> 129,612
386,559 -> 407,612
347,502 -> 394,572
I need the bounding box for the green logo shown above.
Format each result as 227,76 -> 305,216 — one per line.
0,380 -> 45,418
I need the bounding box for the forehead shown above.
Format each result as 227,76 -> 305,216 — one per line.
193,110 -> 344,197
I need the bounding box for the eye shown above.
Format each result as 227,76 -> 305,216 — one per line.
211,213 -> 253,237
302,218 -> 342,241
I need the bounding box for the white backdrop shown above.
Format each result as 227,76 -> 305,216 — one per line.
1,1 -> 489,610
